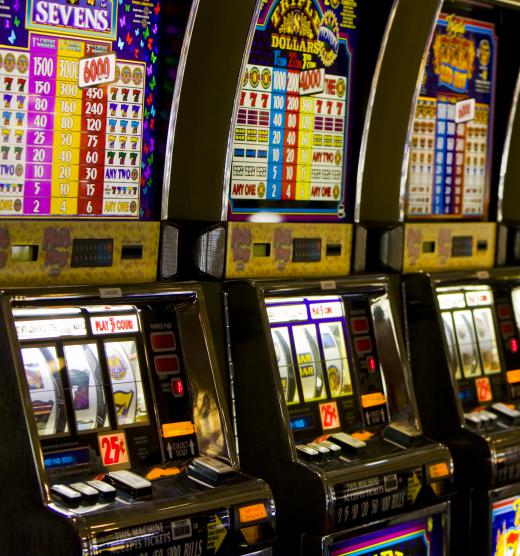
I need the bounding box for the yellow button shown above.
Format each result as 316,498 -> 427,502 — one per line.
429,462 -> 450,479
507,370 -> 520,384
162,422 -> 195,438
239,503 -> 268,524
361,392 -> 386,408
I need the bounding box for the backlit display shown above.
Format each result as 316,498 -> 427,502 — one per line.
0,0 -> 163,218
228,0 -> 357,221
406,14 -> 496,219
491,495 -> 520,556
329,511 -> 446,555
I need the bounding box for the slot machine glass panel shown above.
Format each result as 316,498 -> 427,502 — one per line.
435,285 -> 507,411
264,290 -> 407,443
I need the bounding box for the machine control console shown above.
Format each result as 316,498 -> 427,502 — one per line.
465,408 -> 500,429
296,434 -> 368,461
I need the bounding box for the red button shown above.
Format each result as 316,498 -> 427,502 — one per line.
150,332 -> 176,352
154,354 -> 180,375
355,337 -> 372,354
498,305 -> 511,319
501,322 -> 514,336
352,317 -> 369,334
171,378 -> 184,397
367,356 -> 377,372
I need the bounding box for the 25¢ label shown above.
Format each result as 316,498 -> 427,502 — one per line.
98,430 -> 130,470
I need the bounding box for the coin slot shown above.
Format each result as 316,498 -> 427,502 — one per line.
121,244 -> 143,260
326,243 -> 342,257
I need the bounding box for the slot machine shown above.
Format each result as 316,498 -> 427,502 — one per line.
0,284 -> 275,555
355,0 -> 520,553
224,277 -> 452,554
0,1 -> 276,554
162,0 -> 454,553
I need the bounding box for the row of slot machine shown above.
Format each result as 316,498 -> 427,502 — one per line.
1,0 -> 520,555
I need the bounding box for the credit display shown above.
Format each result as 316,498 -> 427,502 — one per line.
328,512 -> 446,556
406,14 -> 497,219
492,495 -> 520,556
0,0 -> 162,219
228,0 -> 357,221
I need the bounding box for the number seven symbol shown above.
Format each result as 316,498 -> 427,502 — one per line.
114,391 -> 134,417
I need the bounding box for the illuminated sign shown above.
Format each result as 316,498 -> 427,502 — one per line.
16,317 -> 86,340
406,14 -> 496,219
238,503 -> 268,524
455,98 -> 475,124
437,293 -> 466,310
319,401 -> 339,430
91,314 -> 138,335
98,430 -> 129,468
309,301 -> 344,319
78,52 -> 116,88
492,496 -> 520,556
266,303 -> 307,323
27,0 -> 117,40
0,0 -> 161,219
476,376 -> 492,402
466,290 -> 493,307
329,514 -> 446,556
228,0 -> 356,222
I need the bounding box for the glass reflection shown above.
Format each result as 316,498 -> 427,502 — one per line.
22,347 -> 68,437
63,344 -> 109,431
104,340 -> 148,426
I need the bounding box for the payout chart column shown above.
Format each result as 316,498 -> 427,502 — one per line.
27,35 -> 57,216
79,45 -> 109,216
52,38 -> 84,216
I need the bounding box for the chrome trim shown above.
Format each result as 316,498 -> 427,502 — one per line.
196,287 -> 239,465
223,291 -> 240,458
497,69 -> 520,222
355,0 -> 400,222
220,0 -> 263,222
162,0 -> 201,220
479,0 -> 520,6
398,0 -> 443,222
1,296 -> 50,504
